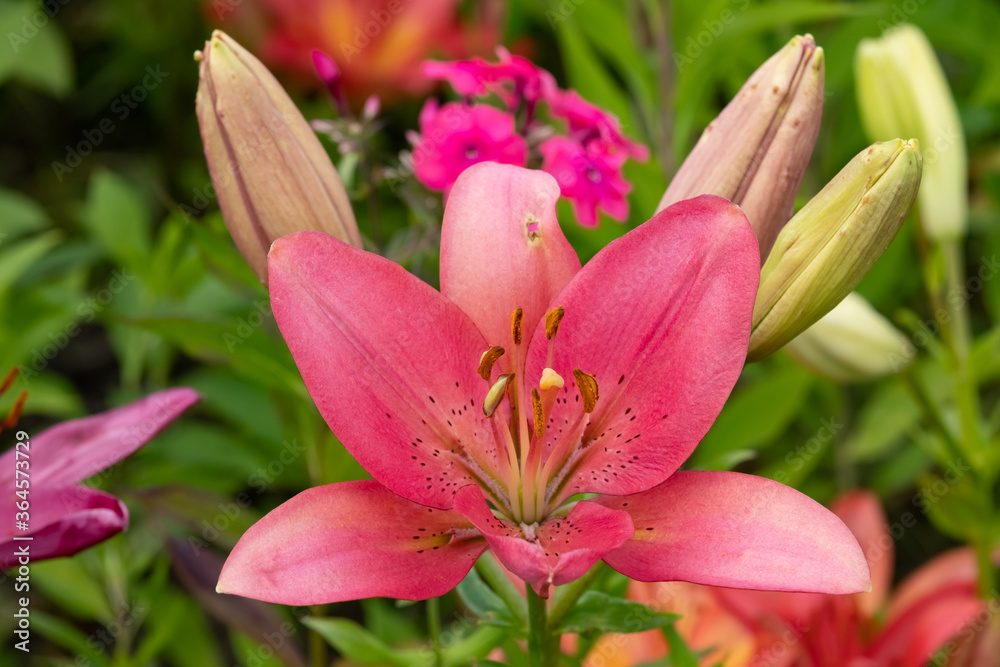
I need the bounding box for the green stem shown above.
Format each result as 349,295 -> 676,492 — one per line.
929,233 -> 996,598
899,369 -> 965,464
526,585 -> 552,667
308,605 -> 327,667
942,240 -> 984,457
428,597 -> 443,667
475,555 -> 527,627
976,534 -> 997,599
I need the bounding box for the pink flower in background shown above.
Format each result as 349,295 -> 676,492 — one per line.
1,388 -> 199,568
540,136 -> 632,227
412,101 -> 527,192
594,491 -> 996,667
423,47 -> 556,106
545,88 -> 649,162
217,163 -> 868,604
413,50 -> 647,226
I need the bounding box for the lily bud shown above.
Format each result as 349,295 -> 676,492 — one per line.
784,292 -> 912,383
749,139 -> 922,361
196,30 -> 361,282
658,34 -> 824,261
855,24 -> 966,241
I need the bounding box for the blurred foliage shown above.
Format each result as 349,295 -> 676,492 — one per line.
1,0 -> 999,664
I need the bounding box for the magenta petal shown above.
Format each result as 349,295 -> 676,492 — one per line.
0,486 -> 127,568
441,163 -> 581,351
599,471 -> 870,594
217,481 -> 487,605
269,232 -> 505,509
454,485 -> 632,597
0,387 -> 199,489
529,196 -> 758,499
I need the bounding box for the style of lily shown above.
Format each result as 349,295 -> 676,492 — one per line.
595,491 -> 996,667
217,161 -> 868,623
1,387 -> 199,568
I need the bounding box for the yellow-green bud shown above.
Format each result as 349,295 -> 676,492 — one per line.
749,139 -> 922,361
195,30 -> 361,283
855,24 -> 966,241
784,292 -> 913,383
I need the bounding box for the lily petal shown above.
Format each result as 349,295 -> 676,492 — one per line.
832,490 -> 893,618
598,471 -> 870,594
217,481 -> 487,605
887,547 -> 980,621
530,196 -> 758,500
869,593 -> 983,667
0,387 -> 199,489
441,162 -> 581,352
454,485 -> 632,597
0,486 -> 126,568
269,232 -> 504,509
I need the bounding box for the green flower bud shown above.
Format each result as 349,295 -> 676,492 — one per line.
749,139 -> 922,361
855,24 -> 966,241
195,30 -> 361,283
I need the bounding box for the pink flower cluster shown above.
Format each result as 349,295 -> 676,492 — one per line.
412,48 -> 649,227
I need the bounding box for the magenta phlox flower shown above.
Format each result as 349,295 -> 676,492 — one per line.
217,163 -> 869,604
412,99 -> 527,193
1,388 -> 199,567
423,47 -> 556,108
415,51 -> 645,225
545,88 -> 649,162
540,135 -> 632,227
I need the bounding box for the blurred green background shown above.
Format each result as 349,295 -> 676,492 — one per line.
1,0 -> 999,664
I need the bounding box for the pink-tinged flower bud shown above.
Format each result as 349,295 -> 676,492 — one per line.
196,31 -> 361,282
658,34 -> 824,261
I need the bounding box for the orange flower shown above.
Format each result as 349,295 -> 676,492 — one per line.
591,491 -> 997,666
212,0 -> 501,103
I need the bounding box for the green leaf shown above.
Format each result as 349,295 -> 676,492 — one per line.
870,437 -> 933,497
921,468 -> 985,542
130,316 -> 307,400
187,213 -> 262,290
845,378 -> 921,462
662,622 -> 698,667
553,18 -> 637,137
182,367 -> 284,443
557,591 -> 678,634
442,626 -> 508,666
692,364 -> 814,469
301,617 -> 424,666
0,2 -> 74,96
81,169 -> 152,272
0,189 -> 50,239
456,567 -> 515,627
31,558 -> 114,622
0,232 -> 60,296
729,2 -> 879,38
30,609 -> 112,667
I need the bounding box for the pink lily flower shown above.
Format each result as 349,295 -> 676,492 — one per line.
599,491 -> 994,666
1,388 -> 199,568
412,100 -> 527,193
217,163 -> 868,603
